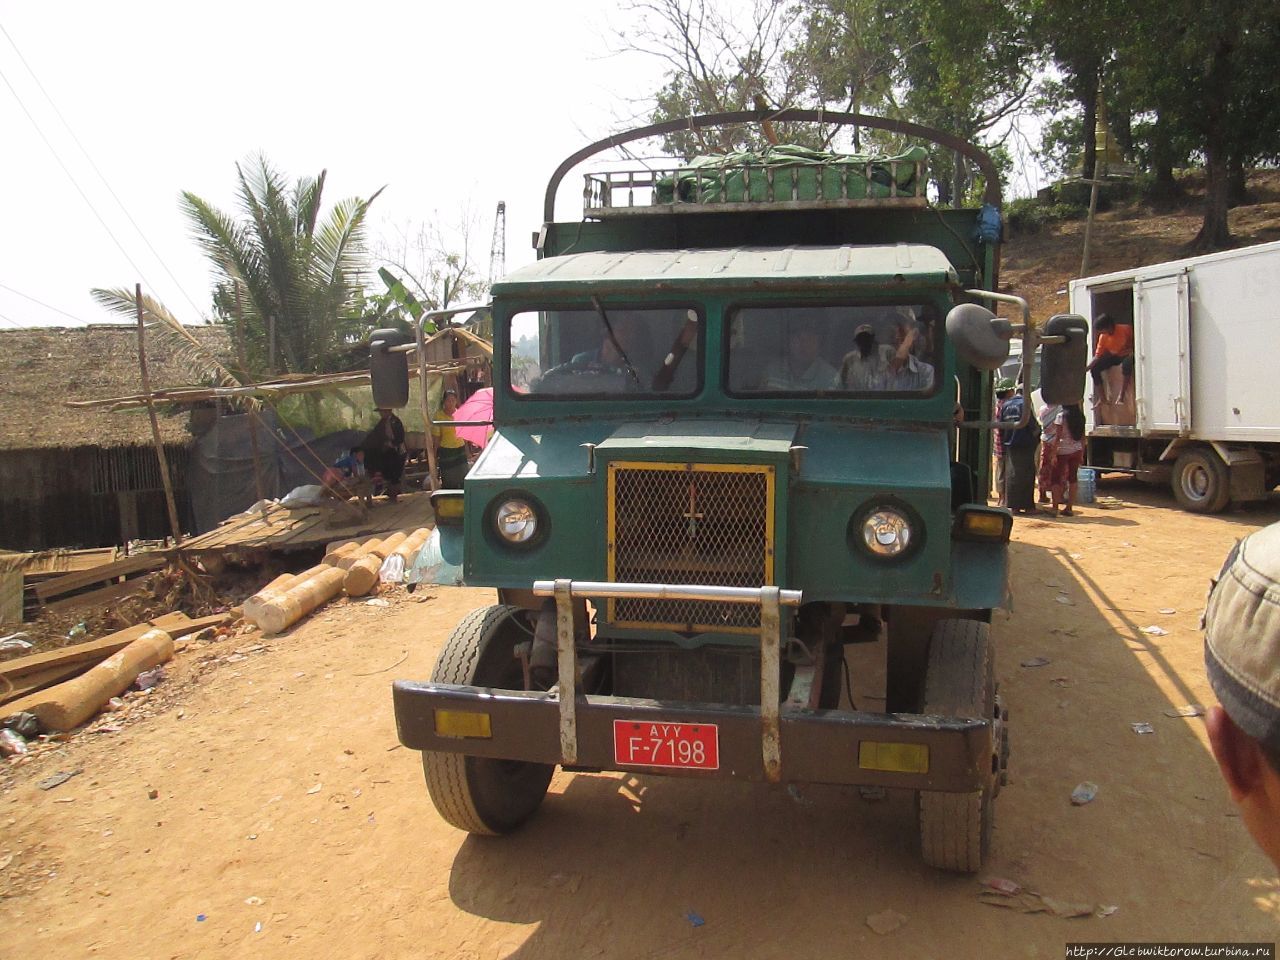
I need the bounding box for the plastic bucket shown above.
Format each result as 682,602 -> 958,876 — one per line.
1076,468 -> 1097,504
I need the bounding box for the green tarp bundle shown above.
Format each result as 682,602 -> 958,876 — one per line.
654,144 -> 928,205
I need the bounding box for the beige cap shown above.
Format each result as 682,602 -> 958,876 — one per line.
1204,521 -> 1280,752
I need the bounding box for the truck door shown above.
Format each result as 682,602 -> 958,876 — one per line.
1135,271 -> 1191,434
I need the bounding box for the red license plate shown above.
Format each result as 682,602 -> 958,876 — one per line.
613,720 -> 719,770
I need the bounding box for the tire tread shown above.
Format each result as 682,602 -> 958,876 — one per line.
423,605 -> 529,835
918,618 -> 993,873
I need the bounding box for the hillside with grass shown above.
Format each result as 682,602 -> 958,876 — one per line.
1000,170 -> 1280,323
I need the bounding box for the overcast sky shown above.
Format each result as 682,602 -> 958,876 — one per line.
0,0 -> 668,329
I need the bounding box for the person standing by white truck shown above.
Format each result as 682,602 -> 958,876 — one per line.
1068,239 -> 1280,513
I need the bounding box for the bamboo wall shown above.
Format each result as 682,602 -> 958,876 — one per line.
0,445 -> 193,550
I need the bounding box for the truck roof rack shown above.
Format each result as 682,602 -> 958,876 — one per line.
544,109 -> 1003,223
582,154 -> 928,218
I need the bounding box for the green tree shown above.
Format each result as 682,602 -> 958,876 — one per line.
96,154 -> 383,376
1115,0 -> 1280,249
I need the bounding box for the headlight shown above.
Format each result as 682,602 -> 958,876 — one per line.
495,498 -> 538,544
860,507 -> 914,558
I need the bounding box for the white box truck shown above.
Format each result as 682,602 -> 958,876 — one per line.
1068,239 -> 1280,512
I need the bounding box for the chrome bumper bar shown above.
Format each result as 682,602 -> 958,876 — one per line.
531,579 -> 802,781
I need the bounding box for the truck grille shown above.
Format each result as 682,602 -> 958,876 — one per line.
607,462 -> 775,633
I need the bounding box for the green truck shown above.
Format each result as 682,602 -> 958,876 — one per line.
379,111 -> 1088,872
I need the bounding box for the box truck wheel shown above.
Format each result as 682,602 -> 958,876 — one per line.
918,619 -> 999,873
422,605 -> 554,834
1172,448 -> 1231,514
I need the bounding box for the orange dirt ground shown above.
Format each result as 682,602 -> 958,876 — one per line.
2,480 -> 1278,958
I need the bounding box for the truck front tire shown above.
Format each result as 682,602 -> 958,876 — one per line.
1172,448 -> 1231,513
422,605 -> 554,835
917,618 -> 1000,873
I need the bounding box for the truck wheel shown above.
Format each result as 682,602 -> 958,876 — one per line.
918,619 -> 1000,873
422,605 -> 554,835
1172,448 -> 1231,513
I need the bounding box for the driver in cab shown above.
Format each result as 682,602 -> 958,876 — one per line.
763,318 -> 838,390
534,315 -> 650,393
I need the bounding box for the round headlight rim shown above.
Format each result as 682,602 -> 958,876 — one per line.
848,497 -> 925,563
485,490 -> 549,551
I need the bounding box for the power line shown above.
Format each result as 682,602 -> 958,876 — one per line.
0,23 -> 208,321
0,281 -> 94,325
0,62 -> 167,307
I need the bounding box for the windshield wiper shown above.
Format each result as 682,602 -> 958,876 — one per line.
591,296 -> 643,389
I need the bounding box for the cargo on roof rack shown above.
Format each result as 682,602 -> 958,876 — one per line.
583,145 -> 928,217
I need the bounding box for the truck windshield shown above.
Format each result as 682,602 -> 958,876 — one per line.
727,304 -> 939,396
511,306 -> 701,398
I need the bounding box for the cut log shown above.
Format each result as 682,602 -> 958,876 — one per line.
344,556 -> 382,597
334,539 -> 383,570
5,629 -> 174,731
372,531 -> 408,559
323,542 -> 361,566
392,528 -> 432,564
250,566 -> 347,635
241,572 -> 308,625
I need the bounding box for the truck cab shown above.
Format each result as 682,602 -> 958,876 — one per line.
386,111 -> 1088,872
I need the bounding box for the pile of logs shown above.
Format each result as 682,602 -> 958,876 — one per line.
242,527 -> 430,635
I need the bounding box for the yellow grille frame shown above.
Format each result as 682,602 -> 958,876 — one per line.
606,461 -> 776,634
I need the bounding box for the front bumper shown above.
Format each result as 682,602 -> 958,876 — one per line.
393,578 -> 992,792
393,683 -> 991,791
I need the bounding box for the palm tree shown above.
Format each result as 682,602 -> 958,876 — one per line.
94,154 -> 382,377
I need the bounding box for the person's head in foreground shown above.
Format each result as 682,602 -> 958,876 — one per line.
443,389 -> 459,414
1203,521 -> 1280,870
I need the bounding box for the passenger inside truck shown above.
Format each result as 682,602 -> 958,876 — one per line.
728,304 -> 938,395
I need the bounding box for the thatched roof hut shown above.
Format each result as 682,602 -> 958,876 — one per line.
0,324 -> 231,451
0,324 -> 232,550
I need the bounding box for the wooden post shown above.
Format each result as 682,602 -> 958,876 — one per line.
233,283 -> 269,516
1080,178 -> 1102,277
416,318 -> 440,491
135,283 -> 184,545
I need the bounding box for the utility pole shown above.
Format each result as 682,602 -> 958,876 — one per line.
1080,178 -> 1104,277
135,283 -> 184,545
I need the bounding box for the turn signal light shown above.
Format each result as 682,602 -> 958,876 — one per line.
431,491 -> 465,526
858,740 -> 929,774
434,709 -> 492,739
953,506 -> 1012,542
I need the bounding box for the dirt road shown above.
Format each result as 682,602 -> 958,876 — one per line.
3,483 -> 1278,958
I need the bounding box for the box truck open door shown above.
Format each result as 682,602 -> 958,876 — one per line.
1135,272 -> 1190,434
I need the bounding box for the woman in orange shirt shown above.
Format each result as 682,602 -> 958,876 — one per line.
1087,314 -> 1135,403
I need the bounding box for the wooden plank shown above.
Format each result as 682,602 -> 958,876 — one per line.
1,570 -> 22,624
0,623 -> 161,681
35,552 -> 169,602
164,612 -> 231,639
44,579 -> 150,616
2,662 -> 92,705
0,612 -> 193,690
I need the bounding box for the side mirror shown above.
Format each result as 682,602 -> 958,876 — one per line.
946,303 -> 1014,371
1039,314 -> 1089,405
370,327 -> 411,408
